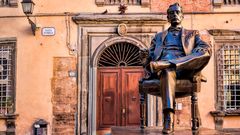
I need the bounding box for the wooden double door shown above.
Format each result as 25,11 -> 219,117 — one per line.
97,67 -> 143,130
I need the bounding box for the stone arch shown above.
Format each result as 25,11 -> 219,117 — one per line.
91,36 -> 147,67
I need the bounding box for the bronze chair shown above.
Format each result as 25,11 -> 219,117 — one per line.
139,72 -> 207,130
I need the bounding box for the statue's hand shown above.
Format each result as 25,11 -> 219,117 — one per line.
150,61 -> 171,73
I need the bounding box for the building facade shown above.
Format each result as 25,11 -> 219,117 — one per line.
0,0 -> 240,134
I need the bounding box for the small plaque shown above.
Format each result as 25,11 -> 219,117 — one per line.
68,70 -> 77,77
176,103 -> 183,110
117,23 -> 127,36
42,27 -> 55,36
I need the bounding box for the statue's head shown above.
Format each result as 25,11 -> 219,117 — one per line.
167,3 -> 184,27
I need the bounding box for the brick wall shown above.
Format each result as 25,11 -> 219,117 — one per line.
175,97 -> 191,128
52,57 -> 77,135
151,0 -> 211,13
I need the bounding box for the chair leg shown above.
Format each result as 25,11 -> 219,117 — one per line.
140,92 -> 147,129
191,91 -> 200,130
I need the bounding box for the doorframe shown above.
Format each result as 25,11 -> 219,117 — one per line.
73,14 -> 167,135
89,37 -> 147,134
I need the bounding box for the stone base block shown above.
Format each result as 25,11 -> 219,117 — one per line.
111,126 -> 230,135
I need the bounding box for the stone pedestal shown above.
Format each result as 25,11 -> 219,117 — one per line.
111,126 -> 228,135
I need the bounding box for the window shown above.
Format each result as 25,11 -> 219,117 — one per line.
224,0 -> 240,5
103,0 -> 141,5
0,0 -> 8,6
0,0 -> 18,7
0,38 -> 16,115
96,0 -> 149,7
217,44 -> 240,111
98,42 -> 141,67
213,0 -> 240,11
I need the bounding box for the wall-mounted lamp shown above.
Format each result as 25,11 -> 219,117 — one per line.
21,0 -> 37,35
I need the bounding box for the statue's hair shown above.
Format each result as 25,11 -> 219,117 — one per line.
167,2 -> 183,14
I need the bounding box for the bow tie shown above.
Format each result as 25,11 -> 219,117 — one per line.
168,27 -> 182,32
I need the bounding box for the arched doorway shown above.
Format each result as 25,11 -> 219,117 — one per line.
97,42 -> 144,131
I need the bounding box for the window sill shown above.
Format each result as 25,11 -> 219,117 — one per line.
210,110 -> 240,130
211,110 -> 240,117
0,114 -> 18,119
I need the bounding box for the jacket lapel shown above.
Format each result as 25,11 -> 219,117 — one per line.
161,30 -> 168,45
181,28 -> 186,54
154,30 -> 168,60
182,28 -> 196,55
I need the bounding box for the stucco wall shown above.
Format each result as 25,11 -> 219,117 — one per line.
0,14 -> 77,134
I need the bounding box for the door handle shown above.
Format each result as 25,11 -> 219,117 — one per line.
104,96 -> 111,102
122,108 -> 126,114
132,96 -> 137,101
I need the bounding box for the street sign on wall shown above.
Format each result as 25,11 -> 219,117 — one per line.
42,27 -> 55,36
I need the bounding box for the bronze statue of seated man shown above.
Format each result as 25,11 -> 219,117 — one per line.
139,3 -> 212,134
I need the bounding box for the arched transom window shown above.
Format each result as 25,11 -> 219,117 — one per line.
98,42 -> 141,67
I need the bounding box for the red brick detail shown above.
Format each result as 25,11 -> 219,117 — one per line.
151,0 -> 211,13
52,57 -> 77,135
175,97 -> 191,128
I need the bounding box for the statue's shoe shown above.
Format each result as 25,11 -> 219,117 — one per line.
162,111 -> 174,134
162,128 -> 174,134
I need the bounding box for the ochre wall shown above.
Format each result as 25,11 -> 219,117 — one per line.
0,13 -> 77,134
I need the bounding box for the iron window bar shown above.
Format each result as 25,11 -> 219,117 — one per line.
98,42 -> 141,67
0,0 -> 9,6
224,0 -> 240,5
0,42 -> 15,115
217,44 -> 240,111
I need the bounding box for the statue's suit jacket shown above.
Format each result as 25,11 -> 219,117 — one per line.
148,28 -> 212,72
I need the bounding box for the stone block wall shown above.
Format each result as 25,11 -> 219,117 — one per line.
151,0 -> 211,13
52,57 -> 77,135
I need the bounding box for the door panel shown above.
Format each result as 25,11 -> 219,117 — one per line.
97,69 -> 120,129
122,68 -> 144,126
97,67 -> 143,129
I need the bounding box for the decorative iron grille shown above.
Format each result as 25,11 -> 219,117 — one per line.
0,0 -> 9,6
98,42 -> 141,67
224,0 -> 240,5
217,44 -> 240,111
0,41 -> 15,114
104,0 -> 141,5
